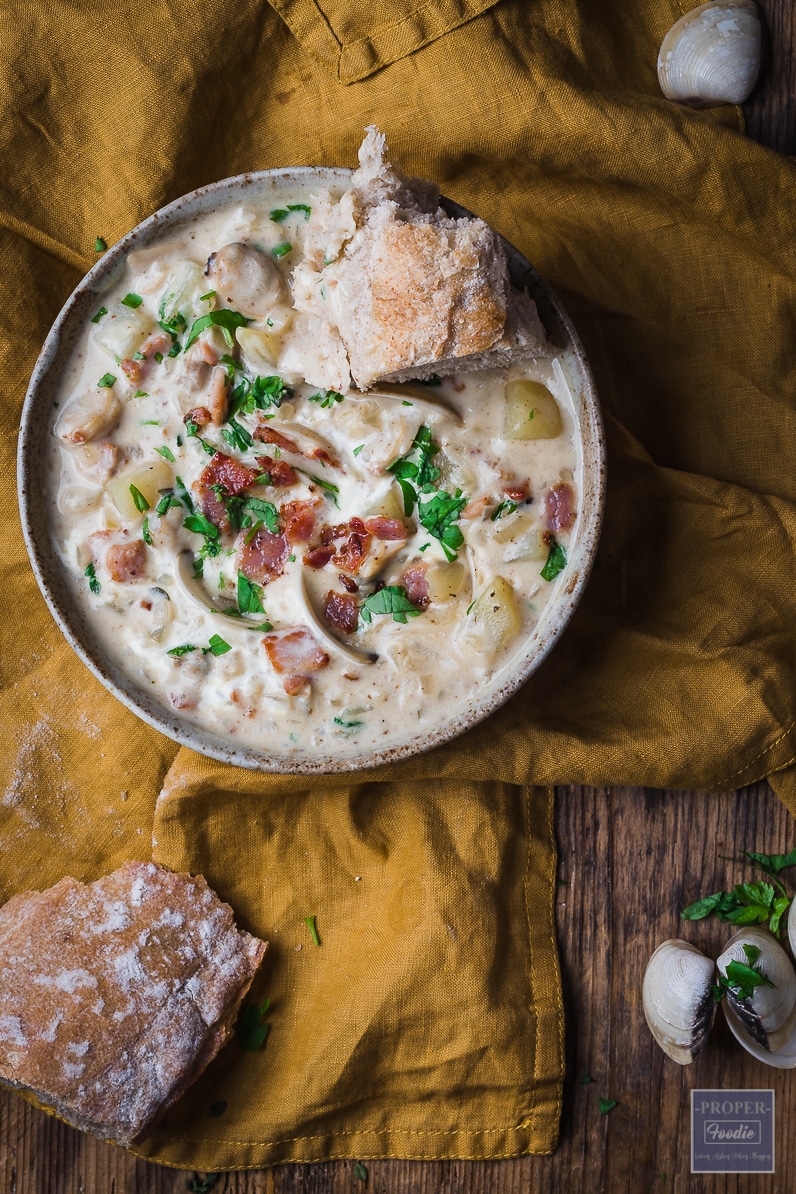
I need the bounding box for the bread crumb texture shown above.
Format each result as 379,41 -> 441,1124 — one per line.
0,861 -> 266,1146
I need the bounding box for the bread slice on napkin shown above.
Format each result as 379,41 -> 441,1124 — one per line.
290,126 -> 550,391
0,861 -> 266,1146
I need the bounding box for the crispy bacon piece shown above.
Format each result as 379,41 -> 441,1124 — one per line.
106,540 -> 147,582
461,496 -> 488,520
364,517 -> 407,541
304,545 -> 335,568
237,526 -> 288,584
263,627 -> 329,696
120,358 -> 141,383
504,479 -> 531,503
545,482 -> 576,533
184,405 -> 212,428
120,332 -> 172,383
254,425 -> 299,453
308,447 -> 340,468
339,574 -> 358,594
280,499 -> 317,545
401,564 -> 430,609
198,338 -> 220,365
324,591 -> 359,634
195,451 -> 260,531
256,455 -> 298,487
332,520 -> 371,576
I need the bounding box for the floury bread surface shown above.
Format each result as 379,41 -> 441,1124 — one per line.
291,127 -> 550,390
0,861 -> 267,1145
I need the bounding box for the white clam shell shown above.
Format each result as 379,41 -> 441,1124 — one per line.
717,927 -> 796,1054
657,0 -> 762,108
643,939 -> 716,1064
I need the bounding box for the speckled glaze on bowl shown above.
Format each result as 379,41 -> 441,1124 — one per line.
18,167 -> 606,774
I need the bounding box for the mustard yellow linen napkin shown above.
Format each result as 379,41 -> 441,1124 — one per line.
2,0 -> 796,1170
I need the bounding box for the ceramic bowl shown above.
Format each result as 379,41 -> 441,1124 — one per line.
18,166 -> 606,773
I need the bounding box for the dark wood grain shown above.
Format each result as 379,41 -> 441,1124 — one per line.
2,2 -> 793,1188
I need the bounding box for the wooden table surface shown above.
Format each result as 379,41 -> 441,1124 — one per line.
2,3 -> 793,1190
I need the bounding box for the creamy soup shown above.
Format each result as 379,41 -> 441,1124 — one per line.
48,184 -> 580,762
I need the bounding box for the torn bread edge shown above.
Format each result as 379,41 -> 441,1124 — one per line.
290,126 -> 551,392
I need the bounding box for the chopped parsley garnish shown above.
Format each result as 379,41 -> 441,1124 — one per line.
334,716 -> 364,730
155,491 -> 182,516
154,351 -> 164,363
353,444 -> 364,457
90,306 -> 108,323
528,409 -> 535,421
354,1163 -> 369,1183
360,585 -> 422,626
541,540 -> 567,582
712,943 -> 775,1003
121,292 -> 143,309
204,634 -> 232,656
142,516 -> 153,545
183,511 -> 219,540
174,475 -> 194,513
271,242 -> 292,258
598,1098 -> 618,1116
402,400 -> 413,407
227,374 -> 291,421
491,499 -> 518,522
184,308 -> 252,350
237,573 -> 265,615
187,1174 -> 220,1193
176,434 -> 183,447
84,562 -> 100,595
134,390 -> 148,398
387,424 -> 442,515
97,372 -> 116,388
580,1075 -> 595,1085
199,290 -> 216,302
221,417 -> 253,453
154,445 -> 176,463
94,236 -> 107,252
309,389 -> 345,409
167,643 -> 196,656
682,879 -> 791,937
418,491 -> 466,561
237,997 -> 271,1051
270,204 -> 311,222
243,497 -> 280,534
303,915 -> 321,946
157,306 -> 187,342
167,341 -> 181,358
129,484 -> 150,513
132,351 -> 145,360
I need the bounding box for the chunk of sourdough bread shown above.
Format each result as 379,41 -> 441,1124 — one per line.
0,861 -> 267,1146
290,126 -> 550,391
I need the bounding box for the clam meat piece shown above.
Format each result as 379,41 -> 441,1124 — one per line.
657,0 -> 762,108
204,243 -> 285,318
364,384 -> 463,424
642,938 -> 716,1064
55,387 -> 122,446
717,927 -> 796,1053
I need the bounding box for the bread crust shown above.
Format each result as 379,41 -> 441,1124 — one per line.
0,861 -> 267,1146
290,127 -> 549,390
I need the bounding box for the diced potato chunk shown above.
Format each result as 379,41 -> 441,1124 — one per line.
493,513 -> 548,562
159,261 -> 207,322
460,576 -> 522,659
427,562 -> 466,600
236,326 -> 280,369
436,450 -> 475,492
93,306 -> 156,362
106,460 -> 173,520
504,379 -> 562,440
366,483 -> 404,520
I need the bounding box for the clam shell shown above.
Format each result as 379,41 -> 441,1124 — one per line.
717,927 -> 796,1053
657,0 -> 762,108
643,939 -> 716,1064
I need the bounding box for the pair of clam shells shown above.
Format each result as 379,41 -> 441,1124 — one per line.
658,0 -> 762,108
643,925 -> 796,1067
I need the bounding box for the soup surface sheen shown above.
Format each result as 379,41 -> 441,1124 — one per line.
49,183 -> 580,762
